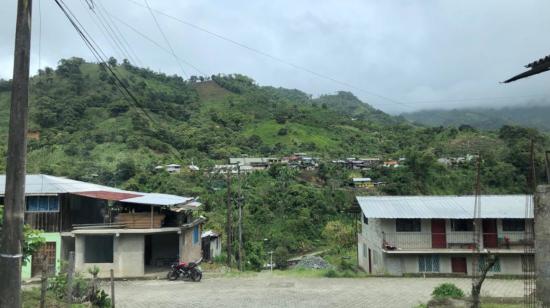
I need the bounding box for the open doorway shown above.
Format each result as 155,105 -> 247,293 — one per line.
144,233 -> 180,274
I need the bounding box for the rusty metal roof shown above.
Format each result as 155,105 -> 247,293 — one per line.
0,174 -> 200,208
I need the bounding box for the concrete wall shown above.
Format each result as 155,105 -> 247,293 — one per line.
180,225 -> 202,262
75,234 -> 145,278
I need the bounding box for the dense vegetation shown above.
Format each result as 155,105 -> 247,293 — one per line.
0,58 -> 547,269
402,104 -> 550,132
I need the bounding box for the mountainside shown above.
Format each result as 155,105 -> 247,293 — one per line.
402,105 -> 550,131
0,58 -> 548,268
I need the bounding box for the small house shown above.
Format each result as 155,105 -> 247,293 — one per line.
201,230 -> 222,261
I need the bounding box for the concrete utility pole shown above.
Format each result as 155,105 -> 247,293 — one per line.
0,0 -> 33,307
535,185 -> 550,306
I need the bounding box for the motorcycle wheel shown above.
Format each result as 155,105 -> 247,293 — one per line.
191,271 -> 202,282
167,271 -> 179,281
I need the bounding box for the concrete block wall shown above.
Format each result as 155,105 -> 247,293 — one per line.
75,234 -> 145,278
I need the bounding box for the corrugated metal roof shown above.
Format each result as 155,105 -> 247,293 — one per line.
0,174 -> 200,208
122,193 -> 194,207
356,195 -> 533,219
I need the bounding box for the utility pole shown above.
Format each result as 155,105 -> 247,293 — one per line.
0,0 -> 33,307
237,162 -> 243,271
226,170 -> 232,267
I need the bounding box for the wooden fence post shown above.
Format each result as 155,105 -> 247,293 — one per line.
39,254 -> 48,308
66,251 -> 75,307
110,269 -> 115,308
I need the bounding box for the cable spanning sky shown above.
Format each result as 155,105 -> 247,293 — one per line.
1,0 -> 550,114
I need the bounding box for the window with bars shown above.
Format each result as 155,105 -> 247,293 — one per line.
478,256 -> 501,272
419,255 -> 440,272
25,196 -> 59,212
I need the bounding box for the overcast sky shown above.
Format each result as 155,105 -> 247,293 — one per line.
2,0 -> 550,114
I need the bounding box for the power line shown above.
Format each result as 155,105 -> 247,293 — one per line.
143,0 -> 188,78
122,0 -> 415,110
95,0 -> 143,66
105,12 -> 207,76
53,0 -> 155,125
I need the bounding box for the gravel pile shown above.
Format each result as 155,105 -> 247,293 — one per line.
294,256 -> 332,269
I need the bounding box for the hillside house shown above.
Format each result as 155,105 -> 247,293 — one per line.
229,157 -> 280,171
154,164 -> 182,174
352,178 -> 373,189
0,174 -> 202,279
357,195 -> 533,276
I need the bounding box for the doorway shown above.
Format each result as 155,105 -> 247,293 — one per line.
483,219 -> 498,248
451,257 -> 467,274
431,219 -> 447,248
144,233 -> 179,272
31,242 -> 56,277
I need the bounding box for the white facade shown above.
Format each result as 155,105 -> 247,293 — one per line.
358,217 -> 532,276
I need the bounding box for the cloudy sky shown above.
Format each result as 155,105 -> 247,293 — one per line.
2,0 -> 550,114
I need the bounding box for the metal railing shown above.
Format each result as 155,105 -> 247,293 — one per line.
381,231 -> 534,250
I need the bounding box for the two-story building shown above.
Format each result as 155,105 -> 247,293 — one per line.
357,195 -> 533,276
0,174 -> 202,279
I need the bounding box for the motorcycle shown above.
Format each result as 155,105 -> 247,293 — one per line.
167,258 -> 203,282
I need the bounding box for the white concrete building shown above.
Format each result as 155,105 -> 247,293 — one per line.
357,195 -> 533,276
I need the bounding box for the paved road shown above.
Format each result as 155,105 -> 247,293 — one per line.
109,274 -> 523,308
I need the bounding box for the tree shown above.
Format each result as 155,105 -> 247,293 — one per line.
322,220 -> 355,251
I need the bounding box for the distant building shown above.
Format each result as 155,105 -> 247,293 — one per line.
383,160 -> 400,168
229,157 -> 280,171
352,177 -> 373,189
155,164 -> 182,174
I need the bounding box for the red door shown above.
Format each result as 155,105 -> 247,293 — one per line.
431,219 -> 447,248
451,257 -> 467,274
483,219 -> 498,248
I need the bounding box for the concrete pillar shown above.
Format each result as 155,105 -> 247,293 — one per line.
535,185 -> 550,306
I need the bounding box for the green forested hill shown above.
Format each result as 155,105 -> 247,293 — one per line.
402,105 -> 550,131
0,58 -> 547,268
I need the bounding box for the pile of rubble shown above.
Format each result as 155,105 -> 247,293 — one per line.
294,256 -> 332,269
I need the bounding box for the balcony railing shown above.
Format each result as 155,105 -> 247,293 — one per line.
381,231 -> 533,251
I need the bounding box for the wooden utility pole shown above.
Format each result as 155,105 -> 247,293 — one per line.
110,269 -> 116,308
226,170 -> 232,267
0,0 -> 33,307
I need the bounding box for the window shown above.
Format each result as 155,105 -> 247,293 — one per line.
451,219 -> 473,232
502,219 -> 525,232
363,214 -> 368,224
396,219 -> 421,232
84,235 -> 114,263
478,256 -> 501,272
193,225 -> 199,244
26,196 -> 59,212
419,255 -> 440,272
363,244 -> 367,259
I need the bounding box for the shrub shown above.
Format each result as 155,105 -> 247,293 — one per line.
431,283 -> 465,299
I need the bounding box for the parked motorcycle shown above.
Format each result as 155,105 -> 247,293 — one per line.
167,258 -> 203,282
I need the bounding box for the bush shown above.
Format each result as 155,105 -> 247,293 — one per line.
273,246 -> 290,269
431,283 -> 464,299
